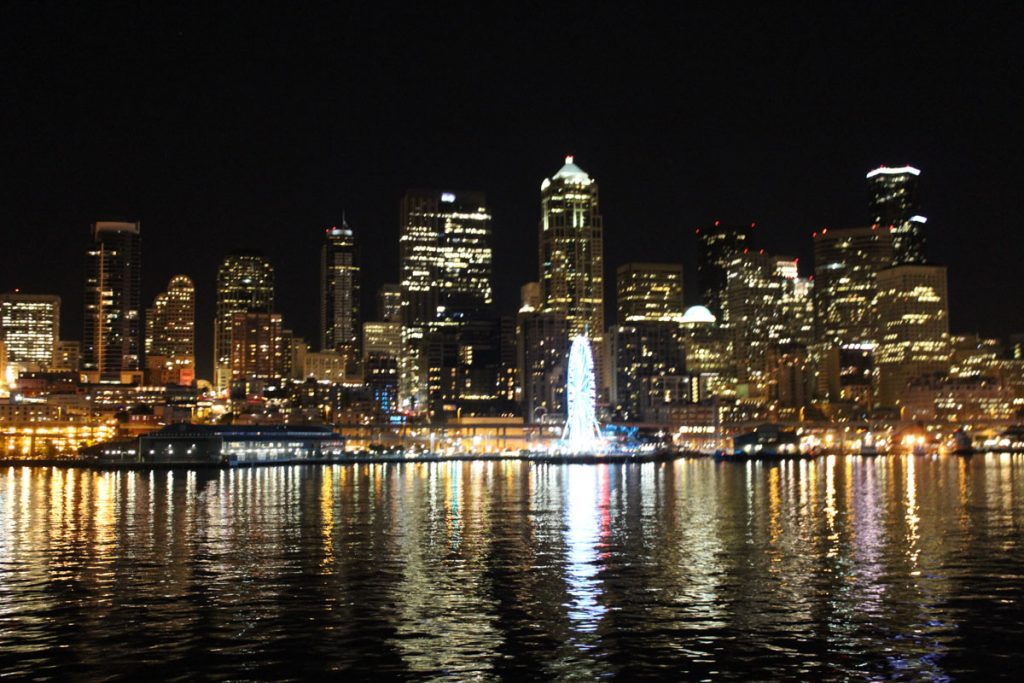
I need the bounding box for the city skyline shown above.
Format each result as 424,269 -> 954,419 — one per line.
3,5 -> 1022,380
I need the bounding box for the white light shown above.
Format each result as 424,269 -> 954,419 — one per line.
866,166 -> 921,178
441,192 -> 455,203
561,335 -> 604,454
910,215 -> 928,223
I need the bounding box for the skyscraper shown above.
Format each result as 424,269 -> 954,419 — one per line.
616,262 -> 685,324
813,227 -> 894,346
608,322 -> 686,421
696,221 -> 753,318
399,190 -> 493,410
83,221 -> 142,381
145,275 -> 195,385
214,252 -> 274,392
867,165 -> 926,265
874,264 -> 951,407
539,156 -> 604,340
320,219 -> 360,364
724,251 -> 791,391
517,310 -> 569,422
399,190 -> 493,327
0,293 -> 60,371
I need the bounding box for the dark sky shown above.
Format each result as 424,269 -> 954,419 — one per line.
3,3 -> 1022,378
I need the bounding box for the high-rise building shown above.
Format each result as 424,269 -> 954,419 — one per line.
398,190 -> 494,410
520,282 -> 542,312
616,262 -> 685,324
83,221 -> 142,381
813,227 -> 894,346
608,322 -> 686,421
679,305 -> 734,401
874,264 -> 951,407
867,165 -> 926,265
539,156 -> 604,337
145,275 -> 195,385
214,253 -> 274,392
363,321 -> 403,416
423,319 -> 503,421
400,189 -> 493,327
517,310 -> 569,423
229,311 -> 284,395
539,156 -> 604,396
320,219 -> 360,365
0,293 -> 60,371
724,251 -> 791,391
376,284 -> 403,323
696,221 -> 753,318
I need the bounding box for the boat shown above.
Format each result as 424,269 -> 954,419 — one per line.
729,424 -> 801,459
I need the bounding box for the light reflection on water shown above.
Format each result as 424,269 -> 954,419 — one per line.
1,456 -> 1024,679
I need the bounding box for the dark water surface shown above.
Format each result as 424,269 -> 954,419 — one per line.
2,456 -> 1024,680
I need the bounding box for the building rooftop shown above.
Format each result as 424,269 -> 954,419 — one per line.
681,305 -> 716,325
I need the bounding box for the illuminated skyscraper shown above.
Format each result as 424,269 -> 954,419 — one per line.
616,262 -> 684,324
874,264 -> 951,407
0,293 -> 60,371
320,219 -> 360,364
83,221 -> 142,381
608,322 -> 686,421
145,275 -> 195,385
399,190 -> 493,410
696,221 -> 753,318
399,189 -> 493,327
867,165 -> 926,265
812,226 -> 894,404
813,227 -> 894,346
539,156 -> 604,339
214,252 -> 274,392
724,251 -> 791,391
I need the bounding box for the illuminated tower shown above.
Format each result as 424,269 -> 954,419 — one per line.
399,190 -> 493,409
83,221 -> 142,381
867,165 -> 926,265
539,156 -> 604,338
320,218 -> 360,366
145,275 -> 195,385
874,264 -> 951,407
214,252 -> 274,393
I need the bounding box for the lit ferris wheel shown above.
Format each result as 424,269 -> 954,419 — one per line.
562,335 -> 604,453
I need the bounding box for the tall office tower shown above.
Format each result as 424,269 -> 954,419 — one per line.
874,264 -> 951,407
214,252 -> 274,392
867,165 -> 926,265
320,220 -> 360,363
539,156 -> 604,398
377,284 -> 403,323
399,190 -> 493,410
229,311 -> 284,394
679,305 -> 733,389
400,189 -> 493,327
813,227 -> 894,346
616,263 -> 685,324
423,319 -> 502,421
780,269 -> 815,347
145,275 -> 195,385
608,322 -> 686,421
696,221 -> 753,318
812,226 -> 894,404
517,310 -> 569,422
724,251 -> 791,391
0,294 -> 60,371
83,221 -> 142,381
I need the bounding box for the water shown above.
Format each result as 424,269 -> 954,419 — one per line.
1,456 -> 1023,680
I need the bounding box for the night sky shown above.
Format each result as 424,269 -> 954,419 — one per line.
3,4 -> 1022,379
